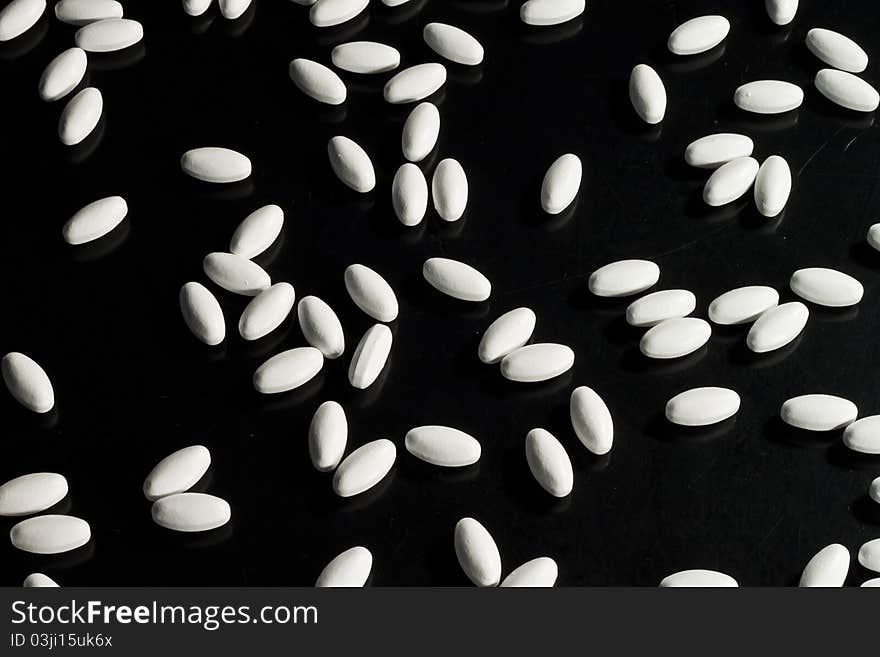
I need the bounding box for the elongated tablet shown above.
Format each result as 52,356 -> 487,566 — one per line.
799,544 -> 849,587
230,204 -> 283,259
39,47 -> 87,102
239,283 -> 296,341
393,163 -> 428,226
62,195 -> 127,245
806,28 -> 868,73
203,252 -> 270,296
734,80 -> 803,114
640,318 -> 711,359
179,282 -> 225,346
703,156 -> 759,206
815,68 -> 880,112
432,158 -> 468,221
309,401 -> 347,472
384,63 -> 447,104
219,0 -> 251,19
570,386 -> 613,455
665,387 -> 740,426
423,258 -> 491,302
151,493 -> 230,532
11,515 -> 90,554
297,296 -> 345,359
520,0 -> 584,26
781,394 -> 857,431
765,0 -> 797,26
0,0 -> 45,41
843,416 -> 880,454
405,426 -> 481,467
423,22 -> 484,66
858,539 -> 880,573
501,344 -> 574,383
58,87 -> 102,146
790,268 -> 863,307
659,569 -> 737,587
868,224 -> 880,252
626,289 -> 695,327
478,307 -> 536,364
289,58 -> 346,105
667,16 -> 729,55
332,41 -> 399,74
685,133 -> 753,169
2,352 -> 54,413
254,347 -> 323,394
402,102 -> 439,162
183,0 -> 212,17
588,259 -> 659,297
143,445 -> 211,501
0,473 -> 68,516
872,477 -> 880,503
55,0 -> 121,25
501,557 -> 558,587
181,147 -> 251,183
344,264 -> 398,322
316,546 -> 372,587
629,64 -> 666,124
541,154 -> 581,215
747,302 -> 807,352
454,517 -> 501,587
348,324 -> 392,389
23,573 -> 59,587
75,18 -> 142,51
708,286 -> 778,325
310,0 -> 368,27
754,155 -> 791,217
328,136 -> 375,192
525,428 -> 572,497
332,439 -> 396,497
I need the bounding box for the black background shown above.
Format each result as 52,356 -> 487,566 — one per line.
1,0 -> 880,586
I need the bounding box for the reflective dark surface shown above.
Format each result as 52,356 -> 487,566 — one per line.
2,1 -> 880,586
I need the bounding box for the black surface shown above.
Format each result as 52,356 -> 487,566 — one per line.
2,0 -> 880,586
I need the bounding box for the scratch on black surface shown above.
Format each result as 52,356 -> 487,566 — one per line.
797,125 -> 847,177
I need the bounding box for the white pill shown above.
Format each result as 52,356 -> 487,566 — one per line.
660,569 -> 738,587
665,387 -> 740,427
588,259 -> 659,298
0,473 -> 68,517
842,416 -> 880,454
734,80 -> 804,114
685,133 -> 754,169
55,0 -> 121,25
747,302 -> 808,353
640,317 -> 711,359
871,476 -> 880,503
239,283 -> 296,341
328,136 -> 375,193
181,147 -> 251,183
754,155 -> 791,218
151,493 -> 230,532
331,41 -> 400,75
380,0 -> 409,5
203,252 -> 270,296
39,47 -> 87,102
179,282 -> 225,346
75,18 -> 142,51
62,195 -> 127,245
781,394 -> 857,431
868,223 -> 880,251
525,428 -> 573,498
392,163 -> 428,227
348,324 -> 392,390
478,307 -> 536,364
519,0 -> 584,26
289,58 -> 346,105
405,425 -> 481,467
143,445 -> 211,502
423,257 -> 491,302
799,544 -> 849,587
629,64 -> 666,124
344,264 -> 398,322
402,102 -> 440,163
703,156 -> 759,207
309,401 -> 347,472
667,15 -> 730,55
765,0 -> 797,26
858,539 -> 880,573
297,296 -> 345,360
23,573 -> 59,587
384,63 -> 447,104
58,87 -> 102,146
709,286 -> 779,325
230,204 -> 284,259
0,0 -> 45,41
500,557 -> 558,587
309,0 -> 368,27
432,158 -> 468,222
815,68 -> 880,112
316,546 -> 372,587
11,515 -> 89,554
806,28 -> 868,73
2,352 -> 54,414
254,347 -> 323,394
790,268 -> 863,307
219,0 -> 250,19
183,0 -> 212,17
570,386 -> 613,455
332,439 -> 396,497
454,517 -> 501,587
626,289 -> 696,327
501,343 -> 574,383
862,577 -> 880,587
541,153 -> 581,215
423,22 -> 483,66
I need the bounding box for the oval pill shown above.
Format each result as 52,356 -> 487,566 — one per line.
297,296 -> 345,360
143,445 -> 211,502
842,416 -> 880,454
501,343 -> 574,383
626,289 -> 696,327
790,267 -> 863,307
747,302 -> 808,352
541,153 -> 581,215
230,204 -> 284,259
332,41 -> 400,75
0,0 -> 45,41
570,386 -> 613,455
10,515 -> 90,554
454,517 -> 501,587
181,147 -> 251,183
659,569 -> 738,587
332,439 -> 396,497
640,317 -> 711,359
344,264 -> 398,322
589,259 -> 659,298
708,286 -> 779,325
316,546 -> 372,587
179,282 -> 225,346
309,0 -> 368,27
183,0 -> 212,16
62,195 -> 127,245
348,324 -> 392,390
151,493 -> 230,532
815,68 -> 880,112
253,347 -> 323,394
55,0 -> 121,25
309,401 -> 347,472
405,425 -> 481,467
685,133 -> 754,169
703,156 -> 759,207
667,15 -> 730,55
432,158 -> 468,222
23,573 -> 59,587
328,136 -> 375,193
384,63 -> 447,104
289,58 -> 346,105
75,17 -> 142,52
781,394 -> 857,431
806,28 -> 868,73
500,557 -> 558,587
665,387 -> 740,427
799,544 -> 849,587
392,163 -> 428,227
239,282 -> 296,341
38,47 -> 87,102
219,0 -> 251,19
765,0 -> 797,26
423,22 -> 484,66
871,476 -> 880,503
629,64 -> 666,124
402,102 -> 440,163
525,428 -> 573,498
519,0 -> 584,26
868,223 -> 880,251
734,80 -> 804,114
2,352 -> 54,414
478,307 -> 536,364
754,155 -> 791,218
858,539 -> 880,573
0,473 -> 68,517
423,257 -> 491,302
58,87 -> 102,146
203,252 -> 270,296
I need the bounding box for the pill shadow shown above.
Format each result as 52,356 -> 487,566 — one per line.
189,178 -> 257,202
333,469 -> 396,513
601,315 -> 643,346
684,188 -> 749,224
70,220 -> 132,263
448,0 -> 508,14
63,115 -> 107,165
825,442 -> 880,471
809,304 -> 859,324
314,13 -> 370,47
221,2 -> 256,38
377,0 -> 428,25
711,322 -> 746,345
739,205 -> 785,234
566,285 -> 626,315
849,242 -> 880,273
718,102 -> 800,133
252,370 -> 327,412
728,334 -> 803,369
88,43 -> 147,72
763,416 -> 840,450
484,370 -> 574,403
663,156 -> 707,184
153,522 -> 235,550
399,456 -> 481,487
619,345 -> 708,375
344,358 -> 394,410
447,65 -> 484,88
0,18 -> 48,60
251,228 -> 287,269
2,401 -> 61,433
852,495 -> 880,526
18,541 -> 97,572
645,412 -> 737,444
660,43 -> 727,75
519,18 -> 583,46
188,13 -> 215,35
235,323 -> 295,363
805,88 -> 877,125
